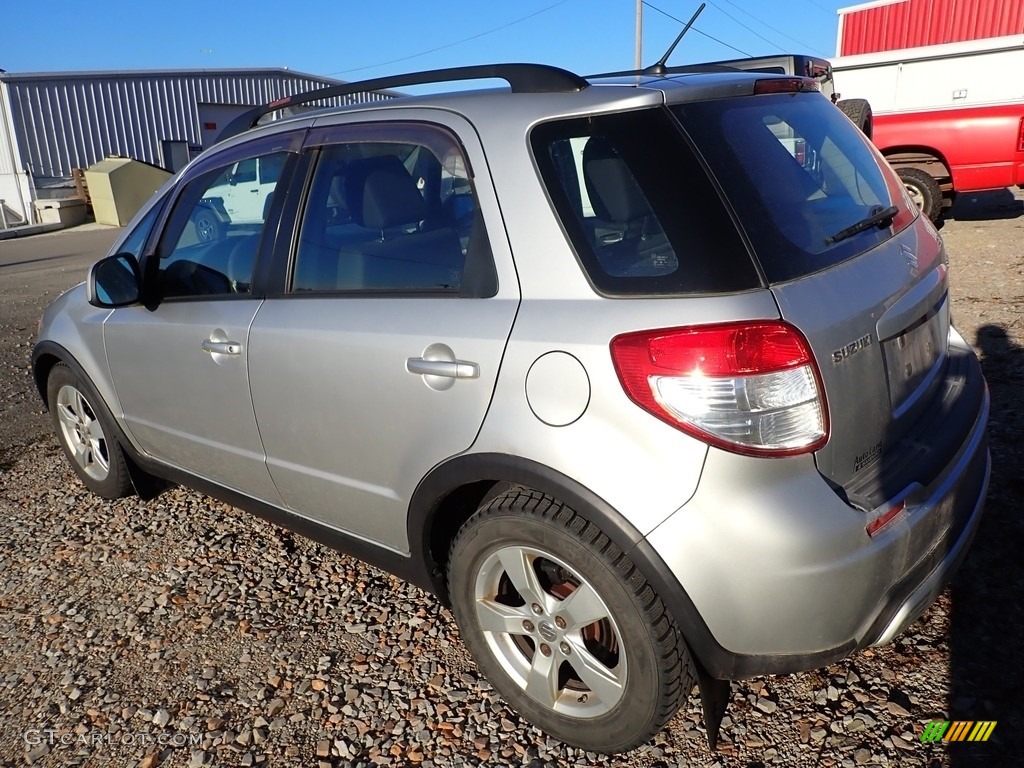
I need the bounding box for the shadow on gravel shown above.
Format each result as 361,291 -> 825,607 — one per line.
948,324 -> 1024,766
944,189 -> 1024,222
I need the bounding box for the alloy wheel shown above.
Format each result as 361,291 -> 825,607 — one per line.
472,545 -> 626,718
55,384 -> 110,481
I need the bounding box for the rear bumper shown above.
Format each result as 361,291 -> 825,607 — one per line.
862,436 -> 987,648
644,334 -> 989,679
853,331 -> 990,648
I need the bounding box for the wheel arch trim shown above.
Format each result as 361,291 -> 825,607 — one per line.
881,148 -> 952,178
408,454 -> 648,596
31,340 -> 162,496
32,340 -> 120,421
407,452 -> 852,679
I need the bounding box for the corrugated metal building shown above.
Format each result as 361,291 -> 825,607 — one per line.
0,68 -> 392,228
837,0 -> 1024,55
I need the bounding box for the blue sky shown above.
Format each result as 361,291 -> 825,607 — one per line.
3,0 -> 850,81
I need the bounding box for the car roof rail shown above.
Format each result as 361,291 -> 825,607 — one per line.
217,63 -> 589,144
586,63 -> 737,79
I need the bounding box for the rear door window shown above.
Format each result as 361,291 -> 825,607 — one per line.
672,93 -> 914,283
290,128 -> 490,295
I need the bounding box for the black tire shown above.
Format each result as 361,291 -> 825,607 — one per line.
836,98 -> 873,140
47,363 -> 133,499
896,167 -> 943,221
192,207 -> 222,242
448,488 -> 693,753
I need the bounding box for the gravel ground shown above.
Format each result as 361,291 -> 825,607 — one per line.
1,194 -> 1022,768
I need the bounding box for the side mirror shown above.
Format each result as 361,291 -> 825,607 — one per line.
88,253 -> 142,308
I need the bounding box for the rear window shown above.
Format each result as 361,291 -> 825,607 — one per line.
531,109 -> 760,296
672,93 -> 912,283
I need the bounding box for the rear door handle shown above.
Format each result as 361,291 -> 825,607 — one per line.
406,357 -> 479,379
202,339 -> 242,356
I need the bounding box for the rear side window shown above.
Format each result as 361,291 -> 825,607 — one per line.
531,109 -> 760,296
672,93 -> 913,283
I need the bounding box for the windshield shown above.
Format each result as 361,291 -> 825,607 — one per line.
672,93 -> 913,283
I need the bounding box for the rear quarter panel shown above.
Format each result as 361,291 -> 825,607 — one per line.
472,290 -> 785,537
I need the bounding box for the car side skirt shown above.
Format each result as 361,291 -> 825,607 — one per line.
129,450 -> 436,592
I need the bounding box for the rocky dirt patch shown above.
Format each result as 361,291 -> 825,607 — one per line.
1,195 -> 1021,767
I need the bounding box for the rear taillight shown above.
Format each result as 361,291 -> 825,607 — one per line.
794,138 -> 807,166
610,321 -> 829,457
1017,116 -> 1024,151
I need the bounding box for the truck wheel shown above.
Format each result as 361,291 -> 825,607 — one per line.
447,488 -> 693,753
836,98 -> 873,140
896,168 -> 942,221
193,208 -> 221,242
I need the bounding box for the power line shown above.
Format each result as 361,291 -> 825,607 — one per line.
705,1 -> 787,54
803,0 -> 839,17
712,0 -> 829,56
643,1 -> 753,58
328,0 -> 574,77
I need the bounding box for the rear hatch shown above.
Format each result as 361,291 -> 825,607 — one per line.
672,91 -> 960,503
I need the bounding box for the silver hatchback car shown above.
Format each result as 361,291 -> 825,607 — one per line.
34,63 -> 989,754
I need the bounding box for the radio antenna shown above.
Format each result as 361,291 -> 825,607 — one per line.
644,3 -> 706,75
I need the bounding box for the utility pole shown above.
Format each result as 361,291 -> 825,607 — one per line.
635,0 -> 643,70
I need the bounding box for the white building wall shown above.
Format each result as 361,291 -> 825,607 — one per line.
0,81 -> 32,226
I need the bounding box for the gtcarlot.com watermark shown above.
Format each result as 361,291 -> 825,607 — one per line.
24,728 -> 203,748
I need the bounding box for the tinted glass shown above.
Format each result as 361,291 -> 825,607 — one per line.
157,151 -> 290,298
531,109 -> 760,296
291,140 -> 473,293
117,201 -> 162,259
672,93 -> 912,283
232,158 -> 257,184
259,153 -> 287,184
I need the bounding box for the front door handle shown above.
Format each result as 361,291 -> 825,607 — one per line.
202,339 -> 242,356
406,357 -> 479,379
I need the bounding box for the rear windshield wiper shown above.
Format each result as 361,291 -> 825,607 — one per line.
825,205 -> 899,245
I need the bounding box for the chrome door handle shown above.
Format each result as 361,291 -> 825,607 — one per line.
202,339 -> 242,355
406,357 -> 479,379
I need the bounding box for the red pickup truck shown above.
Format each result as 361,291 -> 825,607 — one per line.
832,36 -> 1024,220
871,103 -> 1024,219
